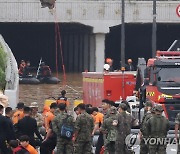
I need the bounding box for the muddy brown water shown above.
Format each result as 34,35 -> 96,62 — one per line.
19,73 -> 82,111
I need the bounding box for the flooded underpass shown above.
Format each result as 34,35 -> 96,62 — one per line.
19,73 -> 82,112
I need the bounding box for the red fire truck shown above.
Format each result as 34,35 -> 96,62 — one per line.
137,51 -> 180,124
83,72 -> 136,107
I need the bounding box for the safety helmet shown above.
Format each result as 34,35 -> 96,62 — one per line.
106,58 -> 112,64
104,64 -> 110,71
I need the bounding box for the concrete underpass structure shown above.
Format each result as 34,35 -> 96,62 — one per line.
0,0 -> 180,72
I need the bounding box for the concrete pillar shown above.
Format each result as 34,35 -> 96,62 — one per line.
84,34 -> 89,71
89,34 -> 95,71
95,33 -> 105,72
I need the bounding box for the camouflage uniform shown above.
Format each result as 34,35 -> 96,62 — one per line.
101,106 -> 118,154
102,108 -> 111,144
52,111 -> 74,154
140,101 -> 153,154
31,113 -> 43,128
74,112 -> 94,154
175,113 -> 180,154
146,105 -> 170,154
95,108 -> 110,154
115,111 -> 132,154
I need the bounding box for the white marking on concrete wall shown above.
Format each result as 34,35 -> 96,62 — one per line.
0,1 -> 179,33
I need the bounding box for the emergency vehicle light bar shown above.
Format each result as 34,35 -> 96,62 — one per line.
156,51 -> 180,59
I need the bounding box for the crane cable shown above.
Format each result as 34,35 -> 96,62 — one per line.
53,6 -> 67,88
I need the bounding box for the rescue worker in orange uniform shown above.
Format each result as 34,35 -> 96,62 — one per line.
44,103 -> 57,132
18,60 -> 26,76
106,58 -> 114,72
57,90 -> 70,107
37,62 -> 52,79
92,107 -> 104,135
42,105 -> 50,116
12,102 -> 25,125
22,61 -> 32,77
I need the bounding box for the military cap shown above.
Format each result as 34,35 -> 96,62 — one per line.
118,103 -> 127,111
145,101 -> 153,107
30,102 -> 38,108
151,106 -> 156,113
154,105 -> 164,112
109,106 -> 117,114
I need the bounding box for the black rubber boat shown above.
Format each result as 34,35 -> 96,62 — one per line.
39,77 -> 60,84
19,76 -> 40,84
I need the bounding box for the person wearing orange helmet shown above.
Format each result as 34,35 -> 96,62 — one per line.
125,59 -> 135,71
105,58 -> 114,72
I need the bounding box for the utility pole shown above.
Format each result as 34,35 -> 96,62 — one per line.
152,0 -> 157,58
121,0 -> 125,69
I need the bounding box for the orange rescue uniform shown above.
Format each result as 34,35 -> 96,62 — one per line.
44,111 -> 54,132
25,144 -> 38,154
57,96 -> 70,107
94,112 -> 104,125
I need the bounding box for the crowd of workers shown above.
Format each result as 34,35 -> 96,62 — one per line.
1,87 -> 179,154
18,60 -> 52,79
19,58 -> 134,77
104,58 -> 135,72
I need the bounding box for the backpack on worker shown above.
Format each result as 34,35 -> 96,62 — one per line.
60,115 -> 74,140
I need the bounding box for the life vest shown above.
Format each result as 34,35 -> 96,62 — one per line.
57,96 -> 70,106
18,64 -> 26,76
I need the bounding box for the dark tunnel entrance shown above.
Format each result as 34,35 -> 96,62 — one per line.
105,23 -> 180,70
1,23 -> 180,72
0,23 -> 94,72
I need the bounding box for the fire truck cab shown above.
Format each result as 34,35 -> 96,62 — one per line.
139,51 -> 180,125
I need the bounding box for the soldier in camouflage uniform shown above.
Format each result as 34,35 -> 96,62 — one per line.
146,105 -> 170,154
175,112 -> 180,154
95,99 -> 113,154
101,106 -> 118,154
30,102 -> 44,128
139,101 -> 153,154
74,103 -> 94,154
115,103 -> 132,154
52,103 -> 74,154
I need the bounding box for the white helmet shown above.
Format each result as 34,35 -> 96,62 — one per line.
104,64 -> 110,71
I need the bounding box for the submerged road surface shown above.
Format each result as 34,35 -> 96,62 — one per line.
19,73 -> 82,111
